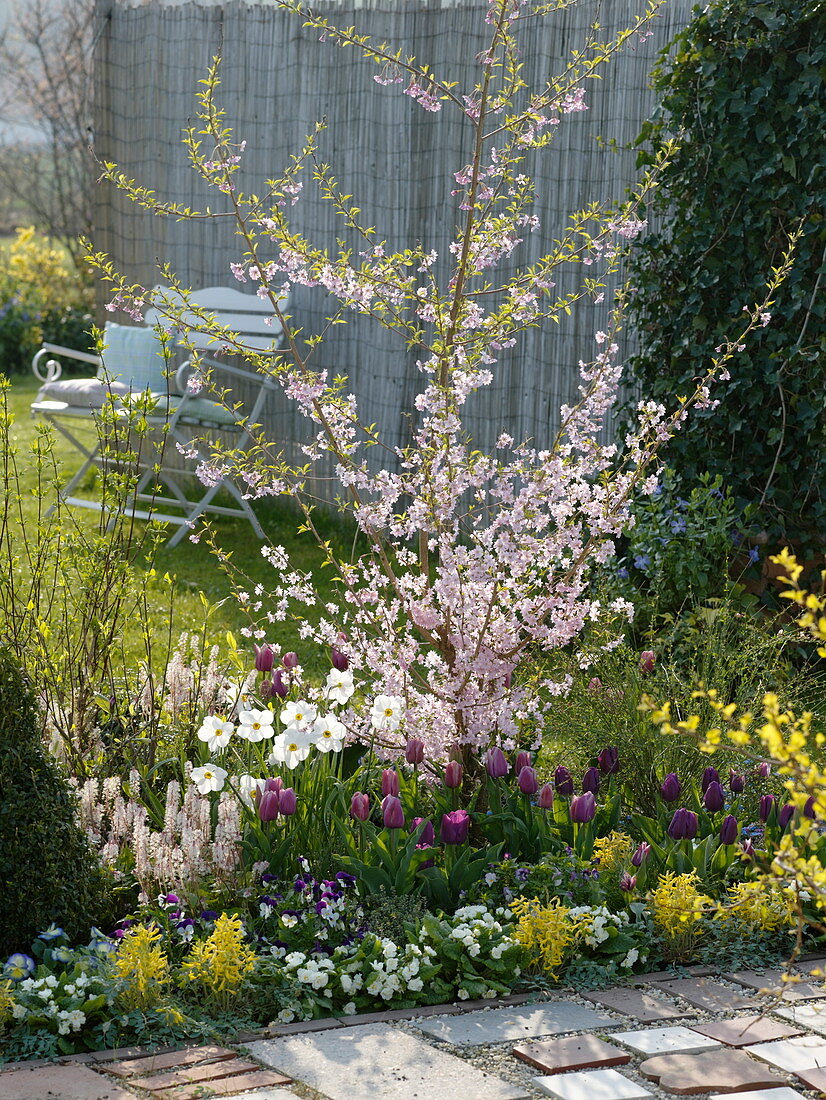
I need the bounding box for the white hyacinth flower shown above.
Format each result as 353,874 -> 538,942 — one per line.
190,763 -> 228,795
279,699 -> 317,730
237,708 -> 275,742
196,715 -> 234,752
325,668 -> 355,705
313,714 -> 346,752
370,694 -> 404,731
268,729 -> 313,769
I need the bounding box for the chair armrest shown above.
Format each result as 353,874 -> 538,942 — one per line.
32,343 -> 103,383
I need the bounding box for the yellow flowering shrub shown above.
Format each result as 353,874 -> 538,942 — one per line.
114,924 -> 170,1011
180,913 -> 256,1009
511,896 -> 584,978
0,980 -> 14,1030
717,880 -> 797,932
593,832 -> 634,879
5,227 -> 85,313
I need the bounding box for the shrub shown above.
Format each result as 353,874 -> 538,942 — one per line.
0,647 -> 107,952
624,0 -> 826,548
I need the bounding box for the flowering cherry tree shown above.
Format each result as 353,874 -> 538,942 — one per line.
93,0 -> 793,771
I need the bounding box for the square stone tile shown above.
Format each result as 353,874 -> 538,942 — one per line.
690,1014 -> 803,1047
647,977 -> 758,1012
748,1033 -> 826,1071
710,1090 -> 808,1100
0,1064 -> 139,1099
412,1002 -> 614,1045
610,1026 -> 721,1056
727,970 -> 826,1002
775,1001 -> 826,1035
639,1049 -> 784,1094
533,1068 -> 652,1099
248,1023 -> 528,1099
513,1035 -> 630,1074
582,988 -> 683,1022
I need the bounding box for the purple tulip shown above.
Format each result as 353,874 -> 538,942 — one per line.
619,872 -> 637,892
729,770 -> 745,795
514,751 -> 532,774
405,738 -> 425,766
537,784 -> 554,810
631,841 -> 651,867
701,766 -> 720,794
444,761 -> 463,789
759,794 -> 776,822
570,791 -> 596,824
660,773 -> 681,802
282,651 -> 299,670
597,746 -> 619,775
778,803 -> 795,830
639,650 -> 656,673
518,766 -> 539,796
331,635 -> 349,671
703,781 -> 725,813
269,669 -> 289,698
279,788 -> 297,816
441,809 -> 470,845
582,767 -> 601,795
804,796 -> 817,820
350,792 -> 370,821
382,794 -> 405,830
741,838 -> 755,859
668,807 -> 698,840
254,643 -> 275,673
719,814 -> 738,845
485,747 -> 509,779
411,817 -> 435,847
758,761 -> 771,779
265,777 -> 283,792
381,768 -> 400,798
554,765 -> 574,797
258,789 -> 280,821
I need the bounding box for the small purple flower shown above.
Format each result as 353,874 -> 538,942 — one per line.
619,872 -> 637,892
804,796 -> 817,820
631,841 -> 651,867
441,809 -> 470,845
639,649 -> 655,672
570,791 -> 596,824
199,910 -> 219,921
758,761 -> 771,779
279,788 -> 297,816
582,767 -> 600,795
667,807 -> 698,840
265,668 -> 289,699
660,773 -> 681,802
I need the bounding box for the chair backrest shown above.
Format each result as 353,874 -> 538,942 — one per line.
96,320 -> 170,390
144,285 -> 289,355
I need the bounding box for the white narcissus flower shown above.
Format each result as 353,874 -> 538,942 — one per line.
325,668 -> 355,705
190,763 -> 228,795
233,773 -> 265,807
279,699 -> 317,730
370,694 -> 404,731
196,715 -> 234,752
269,729 -> 313,769
313,714 -> 346,752
237,708 -> 275,742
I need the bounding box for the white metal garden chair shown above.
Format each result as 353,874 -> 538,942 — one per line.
31,285 -> 288,546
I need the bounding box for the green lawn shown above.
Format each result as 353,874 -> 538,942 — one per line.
3,374 -> 351,679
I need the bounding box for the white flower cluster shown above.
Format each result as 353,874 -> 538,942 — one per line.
10,968 -> 112,1035
282,935 -> 433,1003
567,905 -> 646,971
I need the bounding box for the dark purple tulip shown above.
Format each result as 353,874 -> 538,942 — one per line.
703,781 -> 725,813
258,790 -> 280,821
597,746 -> 619,775
554,765 -> 574,797
441,809 -> 470,845
570,791 -> 597,824
719,815 -> 738,845
514,751 -> 532,774
411,817 -> 435,847
741,838 -> 755,859
759,794 -> 776,822
331,635 -> 349,671
518,766 -> 539,796
350,792 -> 370,821
282,651 -> 299,670
381,768 -> 400,798
778,803 -> 795,830
270,668 -> 289,698
254,643 -> 275,673
382,794 -> 405,830
582,767 -> 601,795
701,766 -> 720,794
729,770 -> 745,795
537,784 -> 554,810
668,807 -> 698,840
639,650 -> 656,673
758,761 -> 771,779
804,796 -> 817,820
619,872 -> 637,892
631,841 -> 651,867
660,773 -> 681,802
485,747 -> 509,779
279,788 -> 297,816
444,761 -> 463,789
265,776 -> 284,792
405,738 -> 425,766
503,670 -> 513,689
